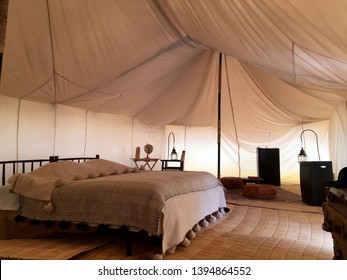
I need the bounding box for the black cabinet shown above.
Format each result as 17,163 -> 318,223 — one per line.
257,148 -> 281,186
299,161 -> 333,206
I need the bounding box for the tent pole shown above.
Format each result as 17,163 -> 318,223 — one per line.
217,53 -> 222,180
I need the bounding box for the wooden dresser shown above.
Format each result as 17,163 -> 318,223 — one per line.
322,187 -> 347,259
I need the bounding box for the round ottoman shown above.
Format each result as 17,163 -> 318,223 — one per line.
220,177 -> 245,189
243,184 -> 277,199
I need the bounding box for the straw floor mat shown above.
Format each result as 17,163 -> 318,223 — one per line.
225,184 -> 323,213
163,185 -> 333,260
164,204 -> 333,260
0,231 -> 118,260
75,185 -> 334,260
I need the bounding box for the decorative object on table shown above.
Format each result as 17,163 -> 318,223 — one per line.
144,143 -> 153,158
131,144 -> 159,170
298,129 -> 321,163
135,147 -> 140,159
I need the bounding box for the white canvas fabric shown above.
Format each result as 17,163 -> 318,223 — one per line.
1,0 -> 347,183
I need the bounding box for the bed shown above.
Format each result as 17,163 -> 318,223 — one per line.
0,155 -> 227,257
0,155 -> 100,240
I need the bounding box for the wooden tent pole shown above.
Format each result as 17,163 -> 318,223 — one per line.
217,53 -> 222,180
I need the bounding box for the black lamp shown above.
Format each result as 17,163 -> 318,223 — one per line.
170,147 -> 178,160
168,132 -> 178,160
298,129 -> 321,163
298,147 -> 307,163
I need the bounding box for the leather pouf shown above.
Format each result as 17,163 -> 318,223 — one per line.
243,184 -> 277,199
220,177 -> 245,189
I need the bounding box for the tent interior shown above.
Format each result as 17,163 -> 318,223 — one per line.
1,0 -> 347,184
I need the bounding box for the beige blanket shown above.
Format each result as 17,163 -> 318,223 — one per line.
9,159 -> 135,202
17,170 -> 223,236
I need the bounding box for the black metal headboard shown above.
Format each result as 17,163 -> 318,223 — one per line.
49,154 -> 100,163
0,154 -> 100,186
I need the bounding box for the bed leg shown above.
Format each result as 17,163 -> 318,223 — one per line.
126,232 -> 132,256
120,226 -> 132,256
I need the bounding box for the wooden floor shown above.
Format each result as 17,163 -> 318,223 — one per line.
0,185 -> 335,260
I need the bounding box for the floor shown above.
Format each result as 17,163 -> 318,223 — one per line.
76,185 -> 334,260
0,185 -> 334,260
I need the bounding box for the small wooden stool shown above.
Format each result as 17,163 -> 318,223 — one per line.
220,177 -> 245,189
243,184 -> 277,199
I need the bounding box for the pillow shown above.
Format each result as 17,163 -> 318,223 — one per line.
80,159 -> 131,175
29,161 -> 98,179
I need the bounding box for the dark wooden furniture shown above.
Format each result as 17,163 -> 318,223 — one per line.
161,150 -> 185,171
322,187 -> 347,259
300,161 -> 333,206
256,148 -> 281,186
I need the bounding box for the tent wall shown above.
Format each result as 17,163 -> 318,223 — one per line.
0,94 -> 336,184
0,95 -> 164,168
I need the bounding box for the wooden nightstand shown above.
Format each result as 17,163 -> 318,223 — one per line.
161,150 -> 185,171
131,157 -> 159,170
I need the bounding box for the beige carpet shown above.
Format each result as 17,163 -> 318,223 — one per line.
165,204 -> 333,260
0,231 -> 118,260
164,185 -> 334,260
225,185 -> 323,213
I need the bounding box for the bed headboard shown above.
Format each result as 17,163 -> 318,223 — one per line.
50,154 -> 100,163
0,154 -> 100,186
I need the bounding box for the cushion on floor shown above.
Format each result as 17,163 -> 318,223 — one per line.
243,184 -> 277,199
220,177 -> 245,189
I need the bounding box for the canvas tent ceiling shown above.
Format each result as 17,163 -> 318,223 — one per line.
1,0 -> 347,182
